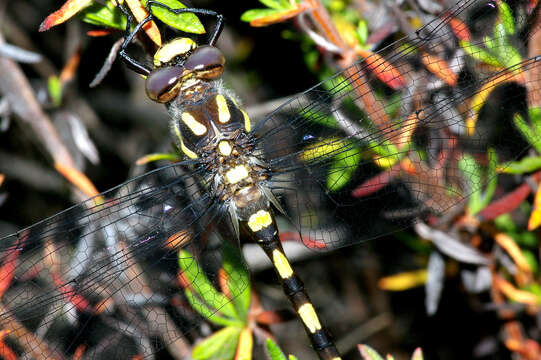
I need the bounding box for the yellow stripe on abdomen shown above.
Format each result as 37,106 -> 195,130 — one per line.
298,303 -> 322,333
272,249 -> 294,279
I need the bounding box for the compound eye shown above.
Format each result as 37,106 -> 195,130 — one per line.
145,66 -> 184,103
184,46 -> 225,80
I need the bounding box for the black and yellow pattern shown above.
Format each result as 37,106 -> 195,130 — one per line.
245,209 -> 342,359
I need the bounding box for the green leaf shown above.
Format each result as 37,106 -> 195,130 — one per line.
529,107 -> 541,136
513,113 -> 541,153
498,156 -> 541,174
494,213 -> 517,233
460,40 -> 502,67
498,0 -> 515,35
516,231 -> 539,247
184,288 -> 239,327
459,154 -> 483,215
259,0 -> 292,10
48,75 -> 62,107
241,8 -> 281,22
480,148 -> 498,209
326,144 -> 361,191
356,19 -> 368,45
192,326 -> 242,360
79,2 -> 127,30
499,44 -> 522,69
522,250 -> 539,275
136,152 -> 182,165
358,344 -> 385,360
484,35 -> 496,51
221,243 -> 251,321
493,23 -> 506,50
178,250 -> 238,319
265,338 -> 287,360
142,0 -> 205,34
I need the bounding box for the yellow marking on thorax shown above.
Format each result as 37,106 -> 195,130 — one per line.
216,95 -> 231,123
218,140 -> 232,156
154,38 -> 196,66
247,210 -> 272,232
240,109 -> 251,132
225,165 -> 249,184
272,249 -> 293,279
297,303 -> 322,333
181,112 -> 207,136
173,121 -> 198,159
231,98 -> 251,132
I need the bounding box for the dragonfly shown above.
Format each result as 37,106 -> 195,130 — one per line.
1,0 -> 540,358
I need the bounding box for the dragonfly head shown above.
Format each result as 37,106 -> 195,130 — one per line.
145,37 -> 226,103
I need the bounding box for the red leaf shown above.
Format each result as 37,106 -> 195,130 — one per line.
352,162 -> 402,198
478,181 -> 533,221
0,246 -> 20,300
0,339 -> 17,360
279,232 -> 327,249
51,273 -> 92,313
39,0 -> 93,32
356,49 -> 406,90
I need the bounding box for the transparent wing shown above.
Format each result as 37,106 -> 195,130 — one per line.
253,0 -> 540,249
0,163 -> 247,359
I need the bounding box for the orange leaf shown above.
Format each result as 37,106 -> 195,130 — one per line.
447,16 -> 470,41
54,162 -> 101,200
125,0 -> 162,46
250,3 -> 311,27
0,174 -> 4,187
39,0 -> 93,32
87,29 -> 117,37
73,344 -> 86,360
0,247 -> 20,300
0,339 -> 17,360
234,327 -> 253,360
494,274 -> 539,305
356,48 -> 406,90
494,233 -> 532,274
165,230 -> 191,249
59,49 -> 81,84
396,112 -> 419,150
218,268 -> 233,299
420,52 -> 458,86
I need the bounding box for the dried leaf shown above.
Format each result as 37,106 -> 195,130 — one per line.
425,251 -> 445,315
415,223 -> 489,265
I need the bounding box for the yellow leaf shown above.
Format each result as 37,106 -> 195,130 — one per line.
494,233 -> 532,275
528,184 -> 541,230
494,275 -> 539,305
234,327 -> 253,360
378,269 -> 427,291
